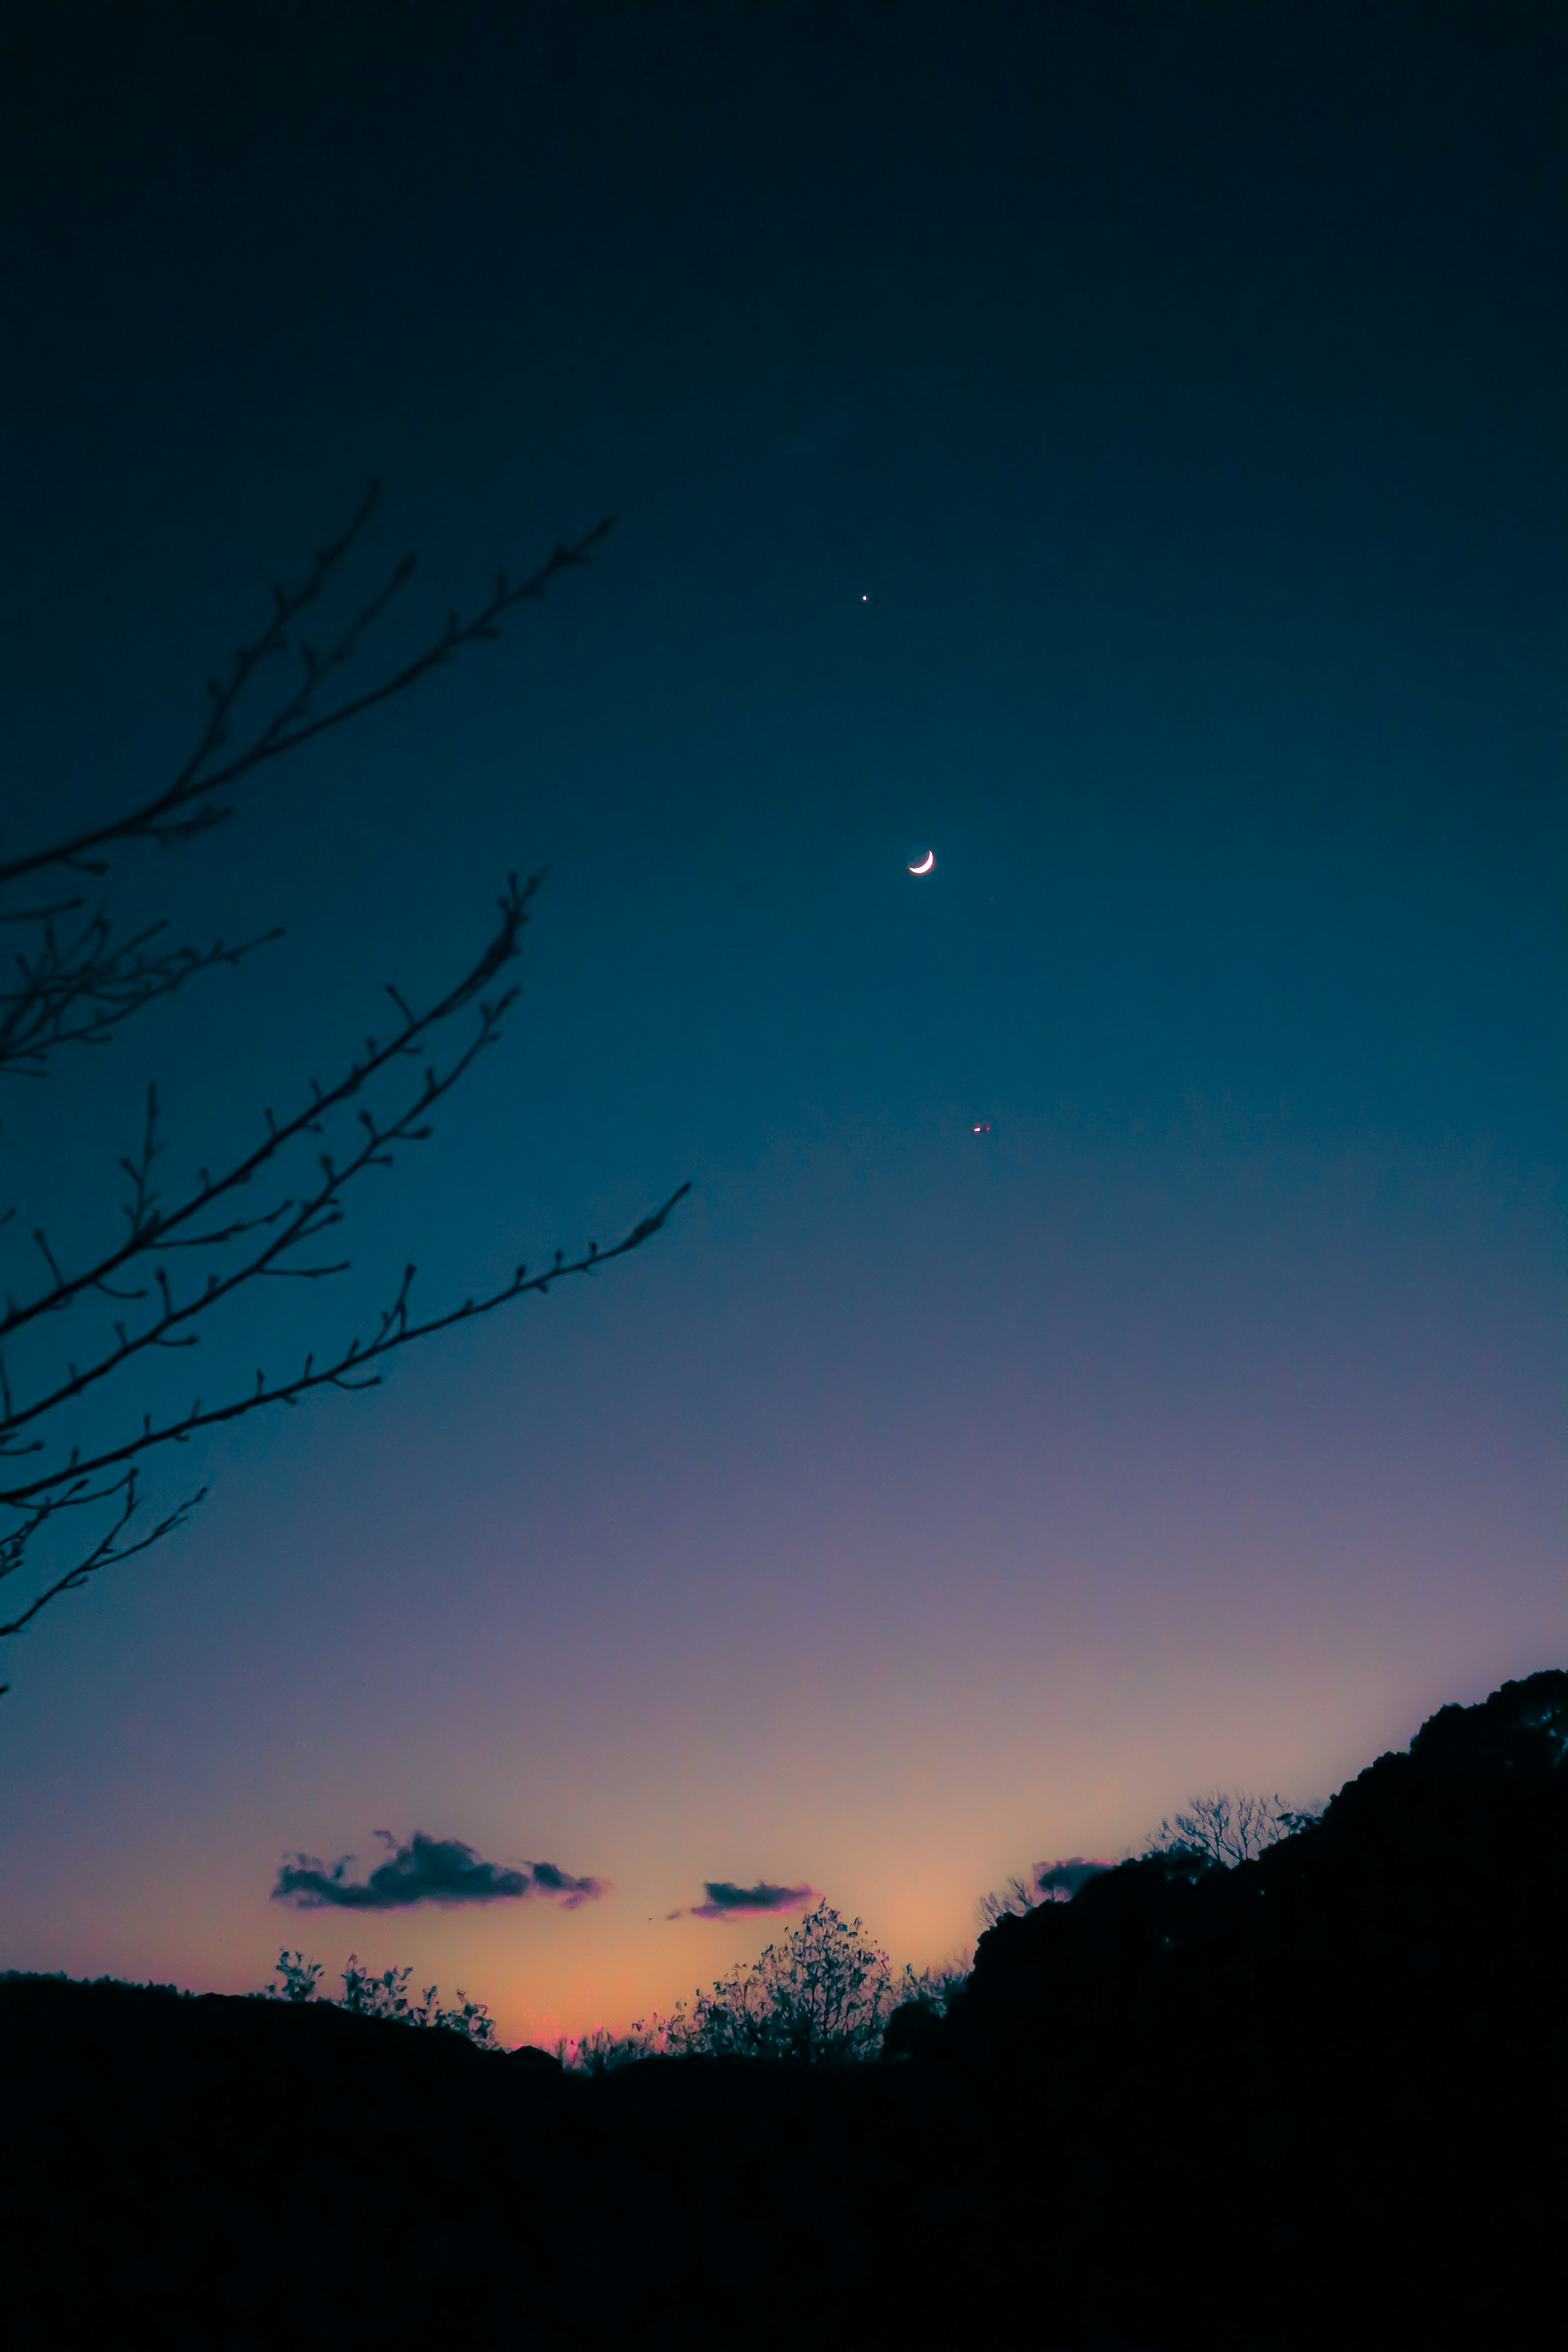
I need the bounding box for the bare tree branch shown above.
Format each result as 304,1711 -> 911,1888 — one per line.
0,487 -> 614,889
0,1178 -> 691,1507
1143,1791 -> 1321,1868
0,493 -> 684,1690
0,871 -> 540,1352
0,906 -> 282,1076
0,1471 -> 206,1695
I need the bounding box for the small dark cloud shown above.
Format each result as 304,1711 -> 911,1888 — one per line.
1034,1856 -> 1115,1900
670,1879 -> 819,1922
272,1831 -> 607,1912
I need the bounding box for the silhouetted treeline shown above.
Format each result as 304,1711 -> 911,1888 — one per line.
3,1669 -> 1563,2349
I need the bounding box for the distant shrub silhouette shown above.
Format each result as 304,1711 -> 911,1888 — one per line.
557,2024 -> 657,2073
893,1959 -> 969,2018
264,1947 -> 499,2048
878,1957 -> 973,2061
268,1950 -> 325,2003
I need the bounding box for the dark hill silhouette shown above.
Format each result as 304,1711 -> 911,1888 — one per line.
914,1666 -> 1567,2347
3,1670 -> 1563,2349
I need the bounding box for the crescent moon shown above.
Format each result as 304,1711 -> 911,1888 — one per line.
908,851 -> 935,875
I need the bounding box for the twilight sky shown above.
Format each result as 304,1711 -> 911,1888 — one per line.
0,0 -> 1560,2045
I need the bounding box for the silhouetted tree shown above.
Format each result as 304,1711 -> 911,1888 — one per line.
555,1937 -> 963,2071
0,486 -> 687,1693
665,1900 -> 895,2062
977,1872 -> 1044,1929
977,1855 -> 1114,1925
1142,1788 -> 1321,1868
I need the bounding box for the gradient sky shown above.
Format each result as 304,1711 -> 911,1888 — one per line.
0,0 -> 1560,2046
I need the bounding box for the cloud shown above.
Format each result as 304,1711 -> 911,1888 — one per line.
671,1879 -> 820,1922
272,1831 -> 607,1912
1034,1856 -> 1116,1901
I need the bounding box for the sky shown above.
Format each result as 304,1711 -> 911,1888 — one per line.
0,0 -> 1560,2046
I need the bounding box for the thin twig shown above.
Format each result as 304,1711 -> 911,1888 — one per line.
0,1185 -> 690,1507
0,1472 -> 205,1649
0,875 -> 538,1345
0,503 -> 614,889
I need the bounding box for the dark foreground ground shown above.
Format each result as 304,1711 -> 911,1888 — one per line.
3,1670 -> 1564,2351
